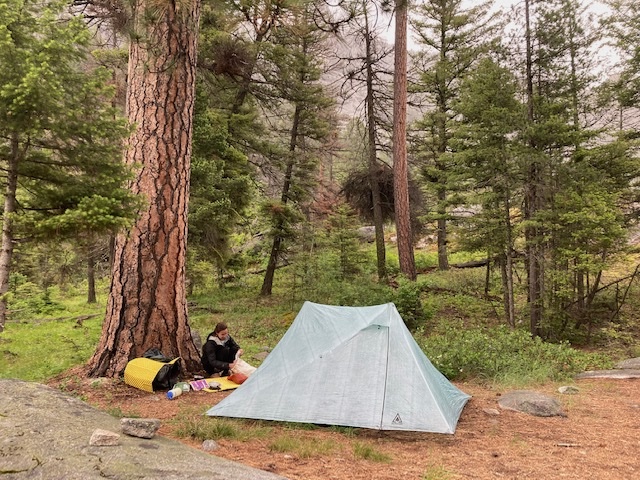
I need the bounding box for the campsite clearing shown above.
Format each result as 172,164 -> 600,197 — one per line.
52,372 -> 639,480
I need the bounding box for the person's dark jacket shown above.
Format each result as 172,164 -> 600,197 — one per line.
201,332 -> 241,376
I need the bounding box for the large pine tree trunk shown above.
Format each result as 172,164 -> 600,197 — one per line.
392,0 -> 416,281
87,1 -> 202,376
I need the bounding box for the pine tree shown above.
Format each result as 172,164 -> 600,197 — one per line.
392,0 -> 416,280
453,58 -> 524,327
412,0 -> 499,271
86,0 -> 202,376
259,3 -> 336,295
0,0 -> 136,332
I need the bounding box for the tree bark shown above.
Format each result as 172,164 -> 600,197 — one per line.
87,242 -> 97,304
260,103 -> 301,296
524,0 -> 542,337
503,199 -> 516,329
436,191 -> 449,270
364,4 -> 386,283
392,0 -> 416,281
0,133 -> 21,332
86,0 -> 202,376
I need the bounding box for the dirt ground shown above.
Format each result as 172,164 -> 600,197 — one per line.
50,373 -> 639,480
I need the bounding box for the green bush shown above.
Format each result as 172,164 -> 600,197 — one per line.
391,280 -> 431,331
418,323 -> 612,385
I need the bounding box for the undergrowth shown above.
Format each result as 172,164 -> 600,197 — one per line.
0,243 -> 636,386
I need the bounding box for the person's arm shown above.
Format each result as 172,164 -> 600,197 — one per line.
203,341 -> 233,371
227,336 -> 241,360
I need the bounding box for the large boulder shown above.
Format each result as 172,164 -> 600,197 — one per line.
0,379 -> 286,480
497,390 -> 566,417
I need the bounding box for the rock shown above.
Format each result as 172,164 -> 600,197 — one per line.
575,369 -> 640,380
615,357 -> 640,370
253,351 -> 269,361
558,386 -> 580,395
89,428 -> 120,446
356,226 -> 376,243
202,439 -> 219,451
120,418 -> 161,439
0,378 -> 287,480
483,408 -> 500,416
497,390 -> 566,417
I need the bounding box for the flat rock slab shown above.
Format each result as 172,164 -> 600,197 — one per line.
497,390 -> 566,417
0,379 -> 286,480
575,369 -> 640,380
615,358 -> 640,370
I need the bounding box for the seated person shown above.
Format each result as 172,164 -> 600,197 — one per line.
201,322 -> 243,377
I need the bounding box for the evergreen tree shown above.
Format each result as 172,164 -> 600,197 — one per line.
259,2 -> 336,295
603,0 -> 640,109
506,0 -> 635,338
339,0 -> 394,282
392,0 -> 416,281
0,0 -> 136,331
453,58 -> 524,327
412,0 -> 499,271
187,83 -> 252,289
87,0 -> 202,376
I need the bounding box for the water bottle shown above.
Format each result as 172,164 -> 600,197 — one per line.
174,382 -> 190,392
166,387 -> 182,400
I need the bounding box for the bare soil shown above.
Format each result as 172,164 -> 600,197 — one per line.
50,373 -> 639,480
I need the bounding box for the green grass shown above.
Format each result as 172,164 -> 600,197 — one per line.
422,463 -> 454,480
172,410 -> 273,442
352,441 -> 392,463
0,315 -> 103,381
269,435 -> 336,458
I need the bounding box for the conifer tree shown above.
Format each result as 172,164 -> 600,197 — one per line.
87,0 -> 202,375
339,0 -> 394,282
453,58 -> 523,327
412,0 -> 499,271
0,0 -> 136,332
259,3 -> 335,295
392,0 -> 416,280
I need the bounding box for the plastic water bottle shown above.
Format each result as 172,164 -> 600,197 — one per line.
166,387 -> 182,400
174,382 -> 190,392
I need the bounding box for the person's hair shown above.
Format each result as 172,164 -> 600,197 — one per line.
214,322 -> 228,334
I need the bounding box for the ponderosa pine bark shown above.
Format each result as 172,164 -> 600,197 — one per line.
87,1 -> 202,376
392,0 -> 417,281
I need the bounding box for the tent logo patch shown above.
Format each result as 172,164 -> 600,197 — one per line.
392,413 -> 403,425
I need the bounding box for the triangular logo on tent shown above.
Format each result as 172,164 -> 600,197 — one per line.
392,413 -> 403,425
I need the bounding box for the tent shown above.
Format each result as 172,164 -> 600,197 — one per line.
207,302 -> 470,434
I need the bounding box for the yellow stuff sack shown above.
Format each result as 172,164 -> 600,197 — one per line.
124,357 -> 181,392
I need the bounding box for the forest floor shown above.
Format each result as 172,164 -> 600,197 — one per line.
50,372 -> 639,480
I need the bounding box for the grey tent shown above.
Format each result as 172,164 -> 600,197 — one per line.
207,302 -> 470,433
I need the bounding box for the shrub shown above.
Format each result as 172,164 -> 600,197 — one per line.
418,323 -> 612,384
391,280 -> 431,331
